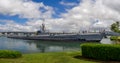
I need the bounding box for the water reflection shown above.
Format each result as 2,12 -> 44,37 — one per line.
26,40 -> 82,53
0,37 -> 82,53
0,37 -> 39,53
0,37 -> 114,53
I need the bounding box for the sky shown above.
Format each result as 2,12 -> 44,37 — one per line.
0,0 -> 120,32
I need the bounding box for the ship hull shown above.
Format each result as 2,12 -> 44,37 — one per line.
7,33 -> 103,42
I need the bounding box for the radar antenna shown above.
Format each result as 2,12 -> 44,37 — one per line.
41,19 -> 45,33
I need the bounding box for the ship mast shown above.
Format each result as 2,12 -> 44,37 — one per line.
41,19 -> 46,33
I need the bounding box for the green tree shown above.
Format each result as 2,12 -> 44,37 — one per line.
111,21 -> 120,33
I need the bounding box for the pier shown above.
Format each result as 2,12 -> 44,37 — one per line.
0,31 -> 120,37
0,31 -> 35,36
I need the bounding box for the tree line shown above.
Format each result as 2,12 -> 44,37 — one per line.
111,21 -> 120,33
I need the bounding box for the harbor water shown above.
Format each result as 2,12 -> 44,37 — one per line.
0,37 -> 114,53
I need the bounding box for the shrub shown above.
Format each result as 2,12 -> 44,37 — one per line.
110,36 -> 120,41
0,50 -> 22,58
110,36 -> 118,41
81,43 -> 120,61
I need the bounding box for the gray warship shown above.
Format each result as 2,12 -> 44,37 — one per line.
7,22 -> 104,42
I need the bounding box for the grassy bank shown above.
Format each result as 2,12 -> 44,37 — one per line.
0,51 -> 119,63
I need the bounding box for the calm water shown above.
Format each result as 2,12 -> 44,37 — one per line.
0,37 -> 113,53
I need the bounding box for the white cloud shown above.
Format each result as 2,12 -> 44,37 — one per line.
0,0 -> 54,19
103,0 -> 120,12
58,0 -> 120,31
0,20 -> 34,31
60,1 -> 78,6
1,0 -> 120,32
